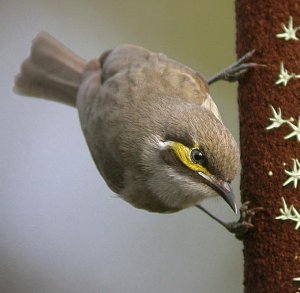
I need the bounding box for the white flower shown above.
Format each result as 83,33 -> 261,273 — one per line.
276,16 -> 299,41
285,117 -> 300,142
275,197 -> 294,220
275,197 -> 300,230
294,276 -> 300,292
266,106 -> 288,130
292,206 -> 300,230
283,159 -> 300,189
275,62 -> 295,86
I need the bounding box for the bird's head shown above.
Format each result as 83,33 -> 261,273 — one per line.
142,103 -> 240,213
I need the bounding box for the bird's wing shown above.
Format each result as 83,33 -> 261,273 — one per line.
99,44 -> 222,122
200,93 -> 222,121
99,44 -> 152,83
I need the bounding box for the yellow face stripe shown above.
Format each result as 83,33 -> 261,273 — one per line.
169,142 -> 210,175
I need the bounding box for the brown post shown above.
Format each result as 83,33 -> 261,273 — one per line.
236,1 -> 300,292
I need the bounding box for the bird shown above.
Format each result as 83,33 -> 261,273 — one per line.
14,32 -> 259,236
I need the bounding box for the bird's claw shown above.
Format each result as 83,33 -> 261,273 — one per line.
224,201 -> 264,240
207,50 -> 266,85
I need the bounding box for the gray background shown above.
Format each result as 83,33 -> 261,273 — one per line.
0,1 -> 243,292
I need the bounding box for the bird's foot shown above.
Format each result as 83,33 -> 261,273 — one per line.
196,201 -> 264,240
207,50 -> 266,85
223,201 -> 264,240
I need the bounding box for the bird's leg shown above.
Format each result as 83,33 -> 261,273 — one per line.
195,201 -> 264,240
207,50 -> 265,85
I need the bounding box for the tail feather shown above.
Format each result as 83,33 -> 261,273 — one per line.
14,32 -> 87,107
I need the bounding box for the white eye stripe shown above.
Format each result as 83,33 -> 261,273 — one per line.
157,140 -> 172,150
146,135 -> 173,150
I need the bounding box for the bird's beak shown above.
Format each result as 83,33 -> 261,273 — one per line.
198,172 -> 238,214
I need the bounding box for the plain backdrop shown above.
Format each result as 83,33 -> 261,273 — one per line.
0,1 -> 243,292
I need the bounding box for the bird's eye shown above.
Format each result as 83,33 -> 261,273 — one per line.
191,149 -> 206,165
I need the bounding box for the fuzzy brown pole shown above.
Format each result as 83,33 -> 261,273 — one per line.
236,1 -> 300,293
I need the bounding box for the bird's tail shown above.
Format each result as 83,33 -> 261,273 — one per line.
13,32 -> 87,107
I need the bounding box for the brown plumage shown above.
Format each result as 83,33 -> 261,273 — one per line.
14,32 -> 240,213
